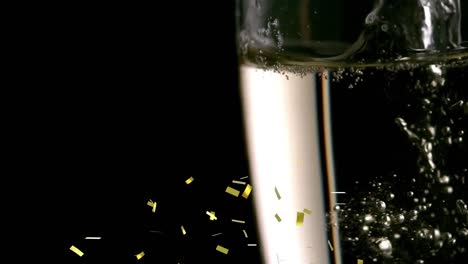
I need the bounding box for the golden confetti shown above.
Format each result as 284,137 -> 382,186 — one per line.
274,213 -> 282,222
135,251 -> 145,260
216,245 -> 229,255
296,212 -> 305,226
206,211 -> 217,221
232,180 -> 246,185
147,199 -> 157,213
241,184 -> 252,199
231,219 -> 245,224
69,245 -> 84,257
240,176 -> 249,179
274,186 -> 281,200
243,229 -> 248,238
181,225 -> 187,235
185,176 -> 194,184
358,259 -> 364,264
303,208 -> 312,215
328,240 -> 334,251
225,186 -> 240,197
211,232 -> 222,237
247,243 -> 257,247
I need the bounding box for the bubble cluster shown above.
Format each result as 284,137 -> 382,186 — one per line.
327,60 -> 467,263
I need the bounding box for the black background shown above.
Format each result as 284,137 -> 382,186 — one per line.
18,1 -> 261,263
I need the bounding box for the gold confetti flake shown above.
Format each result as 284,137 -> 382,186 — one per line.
240,176 -> 249,179
216,245 -> 229,255
231,219 -> 245,224
135,251 -> 145,260
185,176 -> 194,184
274,186 -> 281,200
181,225 -> 187,235
247,243 -> 257,247
70,245 -> 84,257
211,232 -> 222,237
296,212 -> 305,226
243,229 -> 248,238
225,186 -> 240,197
241,184 -> 252,199
274,213 -> 282,222
206,211 -> 217,221
328,240 -> 334,251
357,259 -> 363,264
147,199 -> 157,213
303,208 -> 312,215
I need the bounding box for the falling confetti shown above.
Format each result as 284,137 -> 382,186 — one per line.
232,180 -> 246,185
70,245 -> 84,257
216,245 -> 229,255
358,259 -> 364,264
331,191 -> 346,194
274,213 -> 282,222
114,173 -> 263,261
328,240 -> 334,251
274,186 -> 281,200
147,199 -> 157,213
231,219 -> 245,224
135,251 -> 145,260
303,208 -> 312,215
185,176 -> 194,184
241,184 -> 252,199
206,211 -> 217,221
84,237 -> 101,240
296,212 -> 305,226
225,186 -> 240,197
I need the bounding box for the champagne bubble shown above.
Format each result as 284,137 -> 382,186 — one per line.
456,200 -> 467,215
376,200 -> 386,211
377,238 -> 392,257
364,214 -> 375,223
409,210 -> 419,221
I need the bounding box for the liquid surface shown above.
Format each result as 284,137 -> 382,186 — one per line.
240,0 -> 466,68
